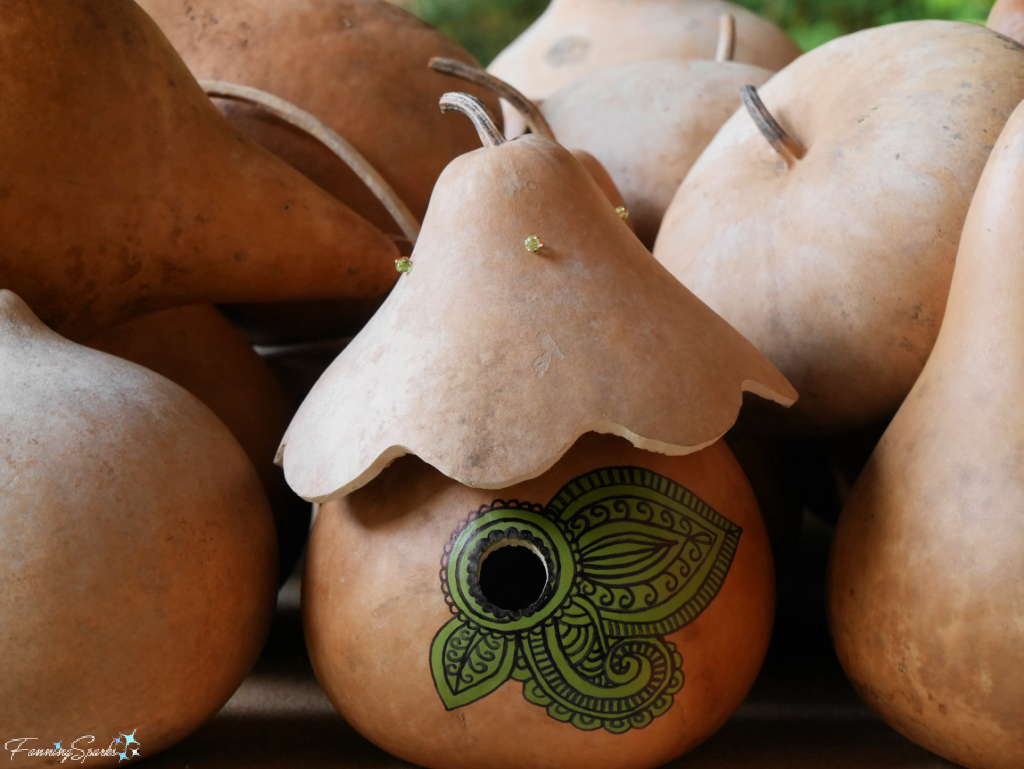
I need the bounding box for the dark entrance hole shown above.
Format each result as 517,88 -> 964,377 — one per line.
478,544 -> 548,612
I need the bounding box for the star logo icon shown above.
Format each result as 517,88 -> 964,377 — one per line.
113,736 -> 123,746
118,751 -> 128,763
122,730 -> 139,748
53,742 -> 61,750
131,748 -> 140,758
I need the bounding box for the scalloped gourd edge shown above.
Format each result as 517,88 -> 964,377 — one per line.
276,377 -> 792,503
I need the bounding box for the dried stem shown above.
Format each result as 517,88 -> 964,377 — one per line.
716,14 -> 736,62
201,80 -> 421,244
429,57 -> 556,141
439,92 -> 506,148
740,85 -> 806,169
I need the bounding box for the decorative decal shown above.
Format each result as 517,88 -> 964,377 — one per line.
430,466 -> 742,733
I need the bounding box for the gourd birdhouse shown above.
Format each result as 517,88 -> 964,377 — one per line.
278,95 -> 797,769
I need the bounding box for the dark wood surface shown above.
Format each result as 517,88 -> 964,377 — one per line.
142,513 -> 959,769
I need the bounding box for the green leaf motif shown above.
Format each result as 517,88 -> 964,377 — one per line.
518,618 -> 684,731
430,616 -> 516,710
578,525 -> 685,587
430,465 -> 742,734
551,467 -> 742,638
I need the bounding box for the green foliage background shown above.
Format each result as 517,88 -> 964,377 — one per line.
402,0 -> 995,65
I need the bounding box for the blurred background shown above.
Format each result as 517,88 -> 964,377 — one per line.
396,0 -> 996,65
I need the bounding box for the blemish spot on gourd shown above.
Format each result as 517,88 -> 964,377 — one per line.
504,169 -> 533,197
531,332 -> 563,379
544,35 -> 591,67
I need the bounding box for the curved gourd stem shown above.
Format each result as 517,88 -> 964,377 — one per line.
740,85 -> 806,169
716,14 -> 736,62
429,57 -> 557,141
201,80 -> 421,244
439,92 -> 506,148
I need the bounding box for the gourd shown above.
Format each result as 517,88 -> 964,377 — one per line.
826,97 -> 1024,769
87,305 -> 311,581
280,94 -> 797,769
139,0 -> 505,342
0,0 -> 398,341
0,291 -> 277,766
654,21 -> 1024,436
528,55 -> 772,248
487,0 -> 799,110
989,0 -> 1024,44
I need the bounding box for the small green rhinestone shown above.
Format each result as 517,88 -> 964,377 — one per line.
395,257 -> 413,274
524,235 -> 544,253
615,206 -> 630,220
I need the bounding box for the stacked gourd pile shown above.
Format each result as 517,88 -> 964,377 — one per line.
1,1 -> 1022,768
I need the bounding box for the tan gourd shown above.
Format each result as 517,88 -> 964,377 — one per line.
989,0 -> 1024,44
285,94 -> 796,768
138,0 -> 505,342
87,305 -> 311,581
435,22 -> 771,248
654,21 -> 1024,436
278,94 -> 796,502
306,433 -> 776,769
487,0 -> 799,111
0,0 -> 398,342
0,291 -> 277,767
428,57 -> 636,235
537,57 -> 772,248
826,98 -> 1024,769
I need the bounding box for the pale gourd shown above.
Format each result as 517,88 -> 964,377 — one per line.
654,21 -> 1024,436
0,291 -> 277,767
826,97 -> 1024,769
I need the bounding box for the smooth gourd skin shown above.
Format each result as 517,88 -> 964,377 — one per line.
0,291 -> 278,767
0,0 -> 398,342
86,305 -> 311,582
989,0 -> 1024,44
277,133 -> 795,502
139,0 -> 505,343
654,22 -> 1024,437
304,433 -> 774,769
488,0 -> 799,107
140,0 -> 501,238
542,60 -> 773,248
826,100 -> 1024,769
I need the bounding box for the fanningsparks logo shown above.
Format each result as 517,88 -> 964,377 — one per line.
5,731 -> 140,763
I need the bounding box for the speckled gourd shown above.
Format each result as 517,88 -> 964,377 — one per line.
826,96 -> 1024,769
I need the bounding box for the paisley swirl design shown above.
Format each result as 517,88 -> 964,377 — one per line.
429,466 -> 742,733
